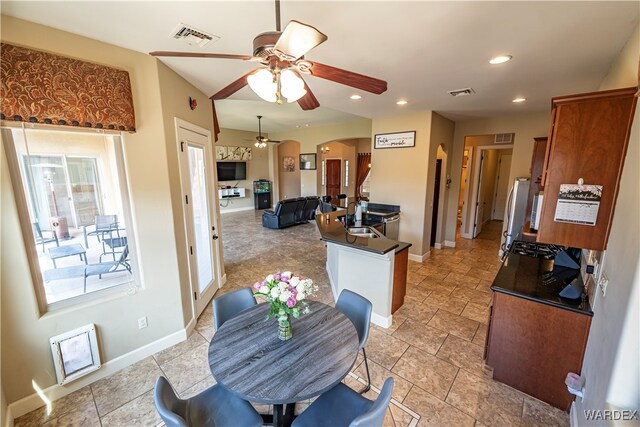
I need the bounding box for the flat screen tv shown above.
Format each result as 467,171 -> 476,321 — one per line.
217,161 -> 246,181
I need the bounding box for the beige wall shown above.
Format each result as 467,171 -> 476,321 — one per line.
214,128 -> 272,212
370,111 -> 432,257
446,111 -> 551,243
269,119 -> 371,199
356,138 -> 371,154
576,23 -> 640,423
276,140 -> 301,200
0,15 -> 210,404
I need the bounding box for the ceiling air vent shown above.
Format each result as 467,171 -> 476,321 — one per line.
495,133 -> 515,144
447,88 -> 475,97
170,23 -> 219,47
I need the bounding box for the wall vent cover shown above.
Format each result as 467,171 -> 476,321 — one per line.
170,23 -> 219,47
495,133 -> 515,144
447,88 -> 476,97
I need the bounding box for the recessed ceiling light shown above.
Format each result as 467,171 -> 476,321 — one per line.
295,125 -> 301,128
396,100 -> 408,105
489,55 -> 512,65
305,124 -> 310,127
512,97 -> 526,103
350,94 -> 362,100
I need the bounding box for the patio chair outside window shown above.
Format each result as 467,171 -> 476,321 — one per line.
83,214 -> 118,247
32,222 -> 59,253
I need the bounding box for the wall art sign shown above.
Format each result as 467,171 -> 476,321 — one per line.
554,184 -> 603,226
215,146 -> 252,161
374,131 -> 416,149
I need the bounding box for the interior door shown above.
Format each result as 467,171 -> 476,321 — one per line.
430,159 -> 442,247
473,152 -> 486,237
492,153 -> 512,220
177,124 -> 219,317
325,159 -> 341,200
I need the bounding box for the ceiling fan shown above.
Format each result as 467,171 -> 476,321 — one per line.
150,0 -> 387,110
249,116 -> 280,148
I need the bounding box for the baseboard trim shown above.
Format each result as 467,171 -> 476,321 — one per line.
7,327 -> 189,421
371,312 -> 392,328
570,402 -> 577,427
325,262 -> 338,302
444,240 -> 456,248
408,251 -> 430,263
434,242 -> 443,249
219,206 -> 254,214
4,406 -> 13,427
221,273 -> 227,286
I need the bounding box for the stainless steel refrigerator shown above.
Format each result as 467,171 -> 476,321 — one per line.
502,177 -> 530,253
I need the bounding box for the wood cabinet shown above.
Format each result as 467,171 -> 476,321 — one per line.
485,292 -> 592,410
536,87 -> 637,250
391,247 -> 408,313
524,137 -> 548,226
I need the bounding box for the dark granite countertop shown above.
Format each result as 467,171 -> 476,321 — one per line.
315,210 -> 411,255
491,252 -> 593,316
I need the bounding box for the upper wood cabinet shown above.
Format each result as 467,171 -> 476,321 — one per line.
537,87 -> 637,250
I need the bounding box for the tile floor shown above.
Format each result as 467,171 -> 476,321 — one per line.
14,211 -> 569,427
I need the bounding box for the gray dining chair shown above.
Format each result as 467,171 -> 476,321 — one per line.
153,376 -> 262,427
336,289 -> 373,394
212,288 -> 257,331
291,377 -> 394,427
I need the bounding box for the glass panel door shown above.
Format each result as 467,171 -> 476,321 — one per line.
66,157 -> 102,227
188,145 -> 214,293
23,155 -> 73,230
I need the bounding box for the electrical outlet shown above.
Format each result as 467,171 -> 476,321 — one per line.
598,273 -> 608,297
138,316 -> 148,329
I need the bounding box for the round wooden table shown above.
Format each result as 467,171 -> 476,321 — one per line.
209,300 -> 359,427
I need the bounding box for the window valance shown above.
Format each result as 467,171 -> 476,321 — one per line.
0,43 -> 136,132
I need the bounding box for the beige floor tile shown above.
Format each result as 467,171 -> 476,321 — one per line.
428,310 -> 480,341
14,386 -> 94,427
159,343 -> 212,394
153,330 -> 207,365
418,281 -> 454,296
472,323 -> 488,347
179,375 -> 217,399
392,347 -> 458,400
353,359 -> 414,402
422,293 -> 468,315
389,402 -> 415,427
195,303 -> 214,342
386,311 -> 408,334
444,272 -> 481,289
521,396 -> 570,427
438,261 -> 472,274
435,334 -> 488,377
42,400 -> 100,427
451,288 -> 492,306
446,369 -> 524,427
100,389 -> 161,427
405,284 -> 432,302
91,356 -> 162,417
476,279 -> 494,293
366,327 -> 410,369
392,320 -> 448,355
415,266 -> 450,281
403,386 -> 474,427
460,302 -> 491,324
399,301 -> 440,324
465,269 -> 498,282
407,271 -> 428,285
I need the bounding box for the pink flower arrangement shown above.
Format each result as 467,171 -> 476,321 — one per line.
253,271 -> 316,319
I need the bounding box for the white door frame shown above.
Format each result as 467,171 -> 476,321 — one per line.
461,144 -> 514,239
174,118 -> 222,319
491,151 -> 512,220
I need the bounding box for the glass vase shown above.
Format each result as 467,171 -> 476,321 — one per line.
278,315 -> 292,341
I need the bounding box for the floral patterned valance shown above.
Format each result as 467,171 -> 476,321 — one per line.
0,43 -> 136,132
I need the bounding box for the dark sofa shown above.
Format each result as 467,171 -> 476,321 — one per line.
262,196 -> 320,229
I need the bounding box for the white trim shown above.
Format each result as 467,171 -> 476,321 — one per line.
434,242 -> 443,249
326,262 -> 339,301
570,402 -> 578,427
444,240 -> 456,248
7,327 -> 188,420
371,312 -> 392,328
4,407 -> 13,427
221,273 -> 227,286
219,206 -> 255,214
408,251 -> 430,263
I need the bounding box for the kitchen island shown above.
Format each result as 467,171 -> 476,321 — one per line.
485,243 -> 593,410
315,210 -> 411,328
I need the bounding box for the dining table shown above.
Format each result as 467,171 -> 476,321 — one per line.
208,300 -> 359,427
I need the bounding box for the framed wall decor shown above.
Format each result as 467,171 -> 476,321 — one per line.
374,131 -> 416,149
215,145 -> 252,161
283,156 -> 295,172
299,153 -> 317,170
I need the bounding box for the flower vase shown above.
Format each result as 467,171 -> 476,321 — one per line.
278,315 -> 292,341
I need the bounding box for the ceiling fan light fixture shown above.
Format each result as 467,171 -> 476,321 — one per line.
248,68 -> 278,102
274,20 -> 328,61
280,69 -> 307,102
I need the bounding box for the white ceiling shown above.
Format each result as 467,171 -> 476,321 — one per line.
2,1 -> 638,132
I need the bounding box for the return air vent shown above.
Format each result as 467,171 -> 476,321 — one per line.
170,23 -> 219,47
447,88 -> 476,97
495,133 -> 515,144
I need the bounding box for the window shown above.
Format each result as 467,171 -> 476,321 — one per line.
3,127 -> 136,309
360,170 -> 371,198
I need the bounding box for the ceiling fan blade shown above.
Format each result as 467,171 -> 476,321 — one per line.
295,74 -> 320,111
307,61 -> 387,94
210,70 -> 256,100
274,20 -> 328,61
150,51 -> 252,60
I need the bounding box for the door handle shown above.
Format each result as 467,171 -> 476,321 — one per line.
212,234 -> 219,240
